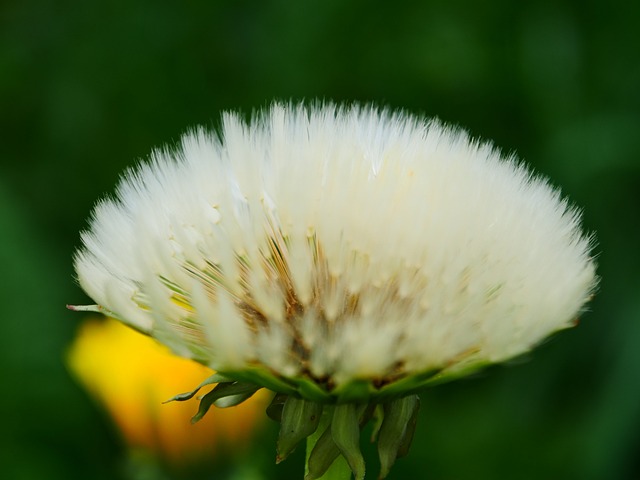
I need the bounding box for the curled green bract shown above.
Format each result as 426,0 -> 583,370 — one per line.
167,370 -> 431,479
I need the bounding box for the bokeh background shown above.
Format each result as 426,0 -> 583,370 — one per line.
1,0 -> 639,479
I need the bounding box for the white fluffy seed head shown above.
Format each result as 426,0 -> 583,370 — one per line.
74,102 -> 597,389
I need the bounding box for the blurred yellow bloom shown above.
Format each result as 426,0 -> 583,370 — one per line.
68,317 -> 268,464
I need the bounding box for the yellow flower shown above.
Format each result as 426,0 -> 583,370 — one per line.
67,317 -> 268,464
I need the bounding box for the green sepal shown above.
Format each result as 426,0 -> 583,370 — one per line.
214,391 -> 259,408
224,367 -> 299,396
293,377 -> 333,403
369,404 -> 384,443
375,369 -> 440,401
331,404 -> 366,480
375,359 -> 488,401
425,359 -> 489,387
396,397 -> 420,459
305,419 -> 342,480
66,304 -> 123,320
276,397 -> 323,463
162,373 -> 232,403
266,393 -> 288,422
334,379 -> 375,404
191,382 -> 261,423
377,395 -> 420,479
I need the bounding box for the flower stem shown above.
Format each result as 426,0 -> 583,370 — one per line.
305,407 -> 352,480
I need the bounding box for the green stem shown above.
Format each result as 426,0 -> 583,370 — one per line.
305,407 -> 352,480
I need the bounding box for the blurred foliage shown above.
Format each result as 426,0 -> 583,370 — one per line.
0,0 -> 638,479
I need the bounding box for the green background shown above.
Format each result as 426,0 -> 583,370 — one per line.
1,0 -> 638,479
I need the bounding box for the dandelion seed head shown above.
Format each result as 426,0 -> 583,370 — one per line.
75,102 -> 597,395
